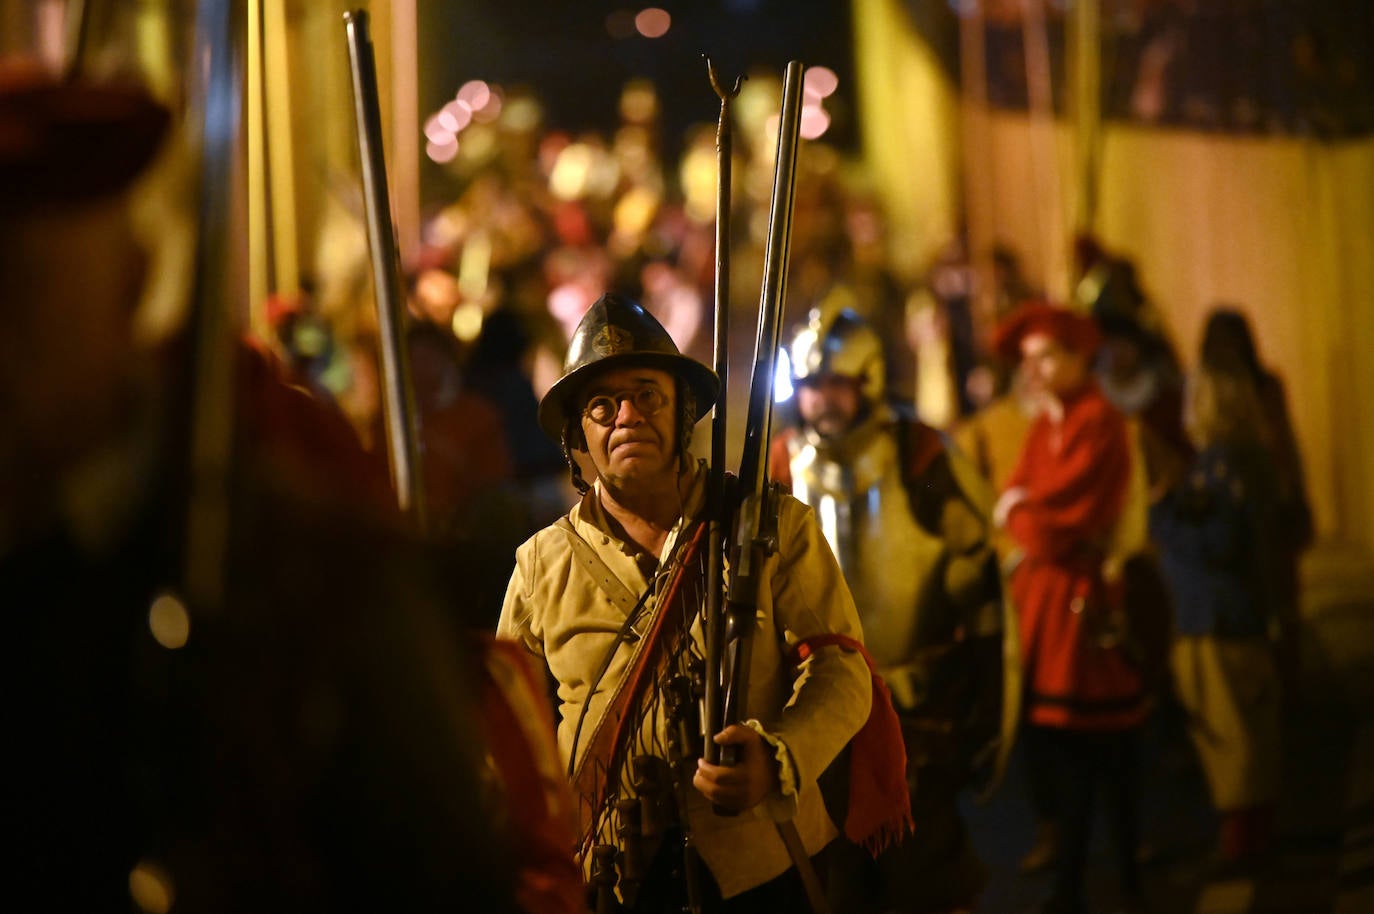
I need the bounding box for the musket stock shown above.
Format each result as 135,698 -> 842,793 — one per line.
344,9 -> 428,533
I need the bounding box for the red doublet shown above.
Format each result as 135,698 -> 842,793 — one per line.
1005,381 -> 1145,731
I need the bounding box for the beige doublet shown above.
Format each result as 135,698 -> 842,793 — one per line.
497,462 -> 872,898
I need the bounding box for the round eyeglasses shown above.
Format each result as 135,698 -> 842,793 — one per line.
582,386 -> 669,427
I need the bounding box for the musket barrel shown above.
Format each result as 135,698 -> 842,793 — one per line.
707,59 -> 740,481
344,9 -> 428,532
737,60 -> 804,498
704,57 -> 742,767
716,60 -> 804,776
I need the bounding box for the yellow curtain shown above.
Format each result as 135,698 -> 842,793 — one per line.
908,111 -> 1374,560
852,6 -> 1374,564
1094,129 -> 1374,556
851,0 -> 962,283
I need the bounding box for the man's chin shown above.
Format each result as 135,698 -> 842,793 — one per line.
603,452 -> 673,481
810,419 -> 849,440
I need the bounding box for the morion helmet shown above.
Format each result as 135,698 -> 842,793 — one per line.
537,292 -> 719,441
788,306 -> 885,402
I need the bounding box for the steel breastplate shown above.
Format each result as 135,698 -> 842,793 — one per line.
788,416 -> 945,669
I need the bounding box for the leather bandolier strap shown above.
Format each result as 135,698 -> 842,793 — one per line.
555,517 -> 709,909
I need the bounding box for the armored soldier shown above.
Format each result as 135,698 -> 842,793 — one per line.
498,294 -> 906,913
768,307 -> 1007,914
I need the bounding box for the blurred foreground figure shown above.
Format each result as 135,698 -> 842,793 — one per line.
1,64 -> 575,913
770,308 -> 1006,914
992,304 -> 1148,914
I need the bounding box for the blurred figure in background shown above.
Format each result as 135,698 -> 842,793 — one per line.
950,247 -> 1040,506
1198,306 -> 1313,698
463,304 -> 579,535
1093,297 -> 1190,495
992,304 -> 1149,914
260,277 -> 354,408
960,244 -> 1040,415
1149,363 -> 1284,874
770,307 -> 1006,914
1086,277 -> 1196,869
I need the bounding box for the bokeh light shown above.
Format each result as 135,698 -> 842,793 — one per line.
800,104 -> 831,140
148,593 -> 190,650
459,123 -> 497,161
451,302 -> 485,342
613,185 -> 660,241
456,80 -> 491,111
500,92 -> 540,131
427,138 -> 459,164
550,143 -> 594,200
415,269 -> 461,322
619,78 -> 659,125
423,114 -> 452,145
129,860 -> 174,914
803,66 -> 839,99
440,100 -> 473,132
635,8 -> 671,38
423,80 -> 500,160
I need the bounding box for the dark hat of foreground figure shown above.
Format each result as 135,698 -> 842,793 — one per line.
537,293 -> 719,440
0,60 -> 170,213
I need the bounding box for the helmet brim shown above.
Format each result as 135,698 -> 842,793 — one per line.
537,351 -> 719,442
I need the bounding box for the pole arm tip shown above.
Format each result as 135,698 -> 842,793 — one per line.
704,55 -> 745,101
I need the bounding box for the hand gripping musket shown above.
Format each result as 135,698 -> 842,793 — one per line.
343,9 -> 429,533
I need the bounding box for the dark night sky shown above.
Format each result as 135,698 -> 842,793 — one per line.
416,0 -> 857,154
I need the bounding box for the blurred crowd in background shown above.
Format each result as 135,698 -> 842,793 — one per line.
261,72 -> 1025,553
258,68 -> 1304,587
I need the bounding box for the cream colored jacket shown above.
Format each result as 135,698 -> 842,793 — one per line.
497,462 -> 872,898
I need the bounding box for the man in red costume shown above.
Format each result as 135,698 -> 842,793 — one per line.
993,303 -> 1148,914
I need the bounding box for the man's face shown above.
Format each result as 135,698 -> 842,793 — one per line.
579,366 -> 679,490
796,374 -> 863,439
1020,331 -> 1087,401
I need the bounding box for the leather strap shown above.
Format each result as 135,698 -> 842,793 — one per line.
554,517 -> 640,617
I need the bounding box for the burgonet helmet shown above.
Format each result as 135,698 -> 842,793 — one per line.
789,306 -> 885,402
538,292 -> 719,442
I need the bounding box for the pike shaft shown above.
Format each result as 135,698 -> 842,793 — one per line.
344,9 -> 428,532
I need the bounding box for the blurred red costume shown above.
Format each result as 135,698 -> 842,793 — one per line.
1003,380 -> 1145,732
